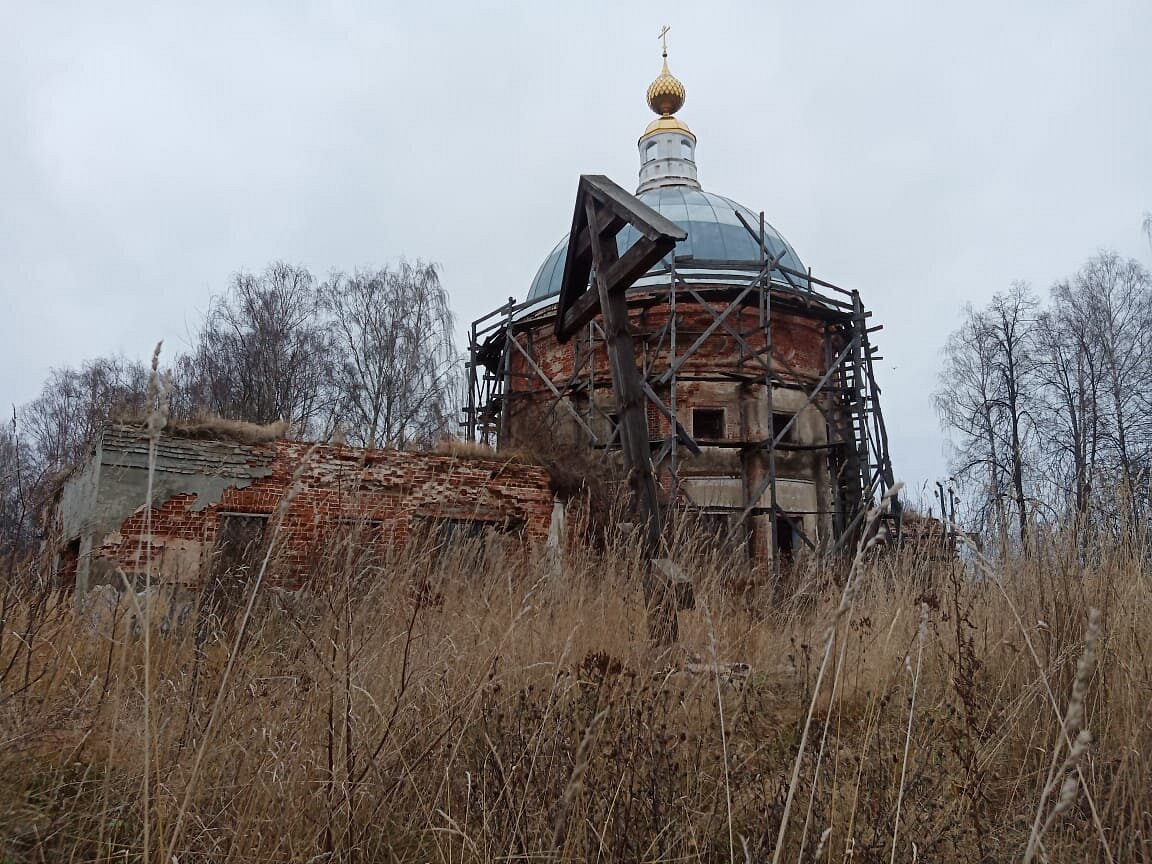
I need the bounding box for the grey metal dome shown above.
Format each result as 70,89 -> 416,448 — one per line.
527,187 -> 806,301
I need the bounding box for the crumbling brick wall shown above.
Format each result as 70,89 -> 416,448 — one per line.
60,429 -> 556,591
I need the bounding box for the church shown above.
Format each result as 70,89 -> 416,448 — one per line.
51,39 -> 900,596
465,38 -> 898,560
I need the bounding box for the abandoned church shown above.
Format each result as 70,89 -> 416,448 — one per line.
465,45 -> 898,561
52,43 -> 897,592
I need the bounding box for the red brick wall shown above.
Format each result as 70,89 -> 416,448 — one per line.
510,295 -> 834,393
504,292 -> 842,448
95,441 -> 555,587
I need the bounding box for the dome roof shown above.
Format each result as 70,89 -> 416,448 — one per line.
642,115 -> 694,139
527,186 -> 807,301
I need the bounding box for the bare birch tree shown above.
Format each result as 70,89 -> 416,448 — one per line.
322,261 -> 458,449
19,356 -> 151,478
0,356 -> 151,551
936,283 -> 1039,545
1057,253 -> 1152,521
939,255 -> 1152,541
180,262 -> 333,435
1034,300 -> 1101,523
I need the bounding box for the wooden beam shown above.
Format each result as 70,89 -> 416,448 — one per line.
655,285 -> 756,385
641,381 -> 701,456
506,334 -> 601,444
601,235 -> 677,293
555,175 -> 685,343
554,207 -> 628,341
554,191 -> 591,336
546,174 -> 691,646
570,209 -> 627,271
557,234 -> 677,339
558,289 -> 602,341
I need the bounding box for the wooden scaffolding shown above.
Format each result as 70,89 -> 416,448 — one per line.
464,176 -> 899,561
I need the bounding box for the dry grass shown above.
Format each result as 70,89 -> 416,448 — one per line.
109,414 -> 291,445
430,436 -> 541,465
1,517 -> 1150,863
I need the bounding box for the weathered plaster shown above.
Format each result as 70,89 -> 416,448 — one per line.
56,440 -> 103,541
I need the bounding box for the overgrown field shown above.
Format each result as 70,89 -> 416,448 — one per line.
0,523 -> 1148,863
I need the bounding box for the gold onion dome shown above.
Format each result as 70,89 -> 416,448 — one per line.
646,56 -> 686,117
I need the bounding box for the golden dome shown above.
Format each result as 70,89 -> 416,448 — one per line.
641,115 -> 694,139
646,57 -> 686,116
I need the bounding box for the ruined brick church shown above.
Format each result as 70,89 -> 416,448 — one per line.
53,42 -> 896,592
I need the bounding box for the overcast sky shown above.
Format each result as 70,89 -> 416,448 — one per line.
2,1 -> 1149,496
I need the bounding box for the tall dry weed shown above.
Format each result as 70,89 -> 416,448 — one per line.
0,507 -> 1150,862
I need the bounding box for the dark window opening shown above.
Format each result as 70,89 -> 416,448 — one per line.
208,513 -> 268,602
606,412 -> 622,447
434,518 -> 488,544
213,515 -> 267,574
699,512 -> 732,548
772,411 -> 797,443
775,515 -> 797,561
423,516 -> 521,567
682,509 -> 746,561
693,408 -> 725,440
334,516 -> 384,533
58,538 -> 80,589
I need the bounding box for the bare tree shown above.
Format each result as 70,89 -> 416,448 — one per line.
0,417 -> 38,565
1056,253 -> 1152,522
19,355 -> 151,479
937,307 -> 1005,531
1034,300 -> 1101,523
4,254 -> 465,559
936,283 -> 1040,546
0,355 -> 151,552
180,262 -> 333,435
938,254 -> 1152,544
322,261 -> 458,449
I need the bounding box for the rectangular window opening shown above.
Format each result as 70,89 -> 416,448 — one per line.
333,516 -> 386,548
772,411 -> 797,443
422,516 -> 509,566
209,513 -> 269,598
692,408 -> 725,441
606,411 -> 622,448
434,518 -> 488,544
775,514 -> 797,562
700,512 -> 732,547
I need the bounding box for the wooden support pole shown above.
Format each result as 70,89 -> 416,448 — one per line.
584,199 -> 678,645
